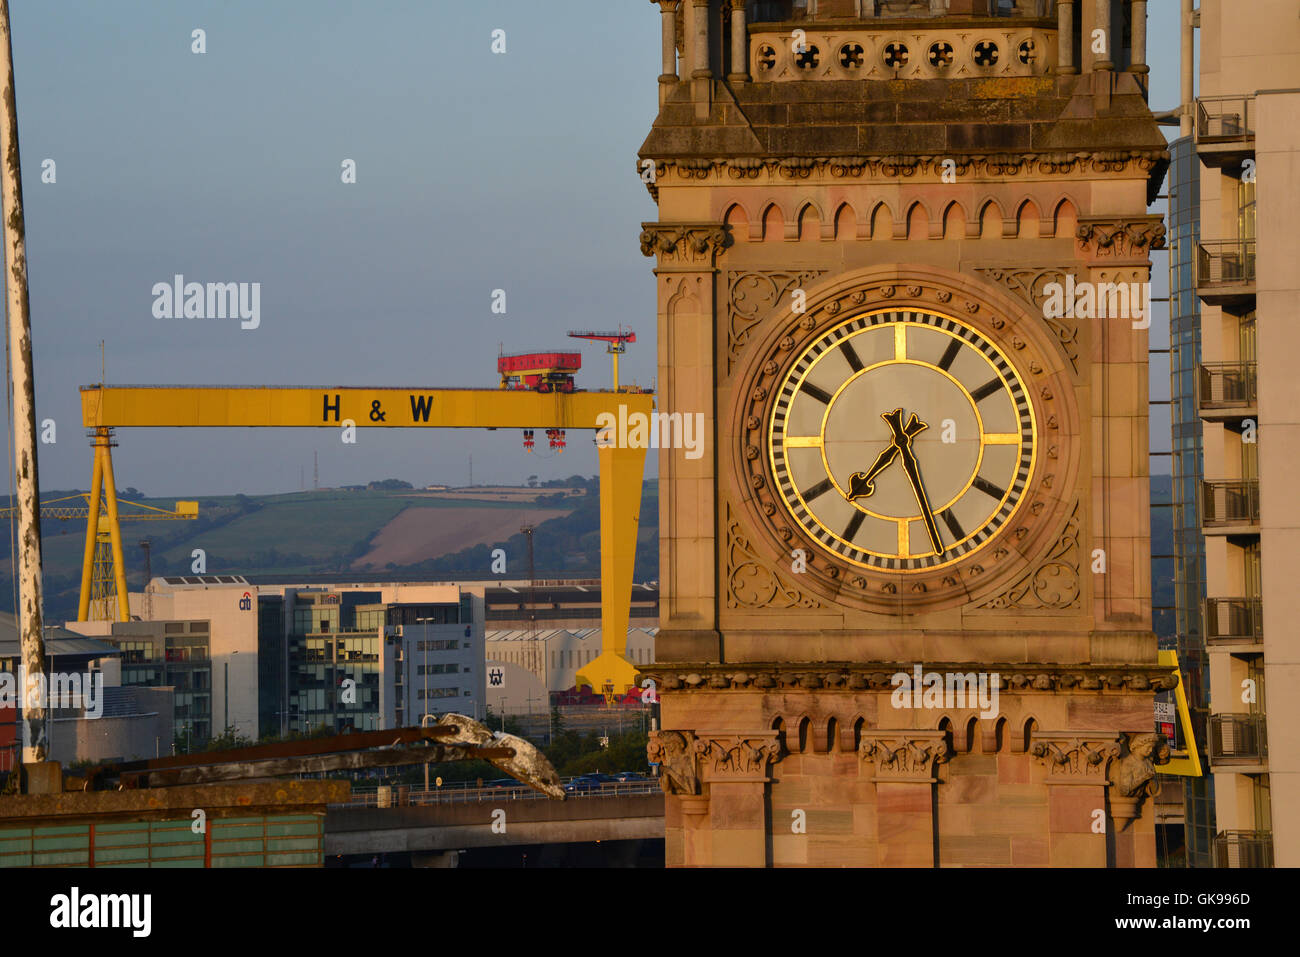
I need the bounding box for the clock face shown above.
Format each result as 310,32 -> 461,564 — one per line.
768,309 -> 1036,572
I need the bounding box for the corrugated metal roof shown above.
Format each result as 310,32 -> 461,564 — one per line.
0,613 -> 121,659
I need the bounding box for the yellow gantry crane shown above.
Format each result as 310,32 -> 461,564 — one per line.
79,384 -> 652,695
1,468 -> 199,622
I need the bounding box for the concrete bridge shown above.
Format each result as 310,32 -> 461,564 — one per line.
324,785 -> 664,864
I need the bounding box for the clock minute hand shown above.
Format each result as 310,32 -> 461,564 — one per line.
886,412 -> 944,558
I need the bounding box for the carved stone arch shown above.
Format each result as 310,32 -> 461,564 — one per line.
761,202 -> 786,242
1019,715 -> 1040,754
978,198 -> 1006,238
796,200 -> 823,241
665,276 -> 702,316
824,716 -> 839,753
796,715 -> 812,753
833,201 -> 857,241
937,715 -> 957,756
850,714 -> 867,753
723,202 -> 753,242
980,715 -> 1007,753
905,200 -> 930,240
1052,196 -> 1080,239
941,200 -> 967,240
961,715 -> 979,754
868,200 -> 894,240
1015,198 -> 1042,239
771,714 -> 788,754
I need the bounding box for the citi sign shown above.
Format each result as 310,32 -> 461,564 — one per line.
239,592 -> 253,611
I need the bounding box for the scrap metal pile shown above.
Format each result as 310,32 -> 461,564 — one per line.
74,714 -> 565,798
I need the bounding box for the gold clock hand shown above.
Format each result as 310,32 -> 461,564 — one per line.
847,409 -> 929,501
897,434 -> 943,557
847,444 -> 898,501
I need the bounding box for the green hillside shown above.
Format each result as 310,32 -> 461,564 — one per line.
1,477 -> 659,624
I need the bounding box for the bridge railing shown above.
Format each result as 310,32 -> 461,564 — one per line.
333,778 -> 660,808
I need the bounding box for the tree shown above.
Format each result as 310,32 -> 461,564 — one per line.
206,725 -> 255,751
527,475 -> 539,488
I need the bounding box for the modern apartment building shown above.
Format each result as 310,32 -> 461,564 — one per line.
1188,0 -> 1300,868
254,583 -> 485,735
65,578 -> 249,749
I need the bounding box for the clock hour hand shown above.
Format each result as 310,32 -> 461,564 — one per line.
846,444 -> 898,501
847,409 -> 927,501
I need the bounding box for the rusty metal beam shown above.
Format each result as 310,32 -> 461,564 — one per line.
122,745 -> 516,789
101,725 -> 459,778
0,779 -> 349,827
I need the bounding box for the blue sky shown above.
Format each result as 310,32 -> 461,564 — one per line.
4,1 -> 1183,496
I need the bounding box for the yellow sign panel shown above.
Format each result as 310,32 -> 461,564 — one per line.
80,386 -> 653,431
1157,649 -> 1203,777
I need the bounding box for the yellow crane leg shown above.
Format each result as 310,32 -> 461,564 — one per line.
576,440 -> 646,697
76,431 -> 107,621
97,431 -> 131,622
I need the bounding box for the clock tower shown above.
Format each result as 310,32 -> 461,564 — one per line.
640,0 -> 1175,867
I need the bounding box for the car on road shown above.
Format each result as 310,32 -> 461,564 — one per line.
487,777 -> 526,789
612,771 -> 649,783
564,773 -> 617,793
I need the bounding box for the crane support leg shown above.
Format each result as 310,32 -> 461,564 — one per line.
76,431 -> 106,621
100,433 -> 131,622
79,428 -> 130,622
576,441 -> 646,696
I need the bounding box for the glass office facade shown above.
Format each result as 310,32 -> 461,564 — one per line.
1167,135 -> 1215,868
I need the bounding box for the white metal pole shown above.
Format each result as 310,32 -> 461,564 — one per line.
0,0 -> 47,767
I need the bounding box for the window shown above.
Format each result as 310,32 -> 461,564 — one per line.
419,687 -> 460,700
417,663 -> 459,675
1238,178 -> 1256,243
418,639 -> 459,652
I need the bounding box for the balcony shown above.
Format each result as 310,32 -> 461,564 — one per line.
1209,713 -> 1268,768
1202,480 -> 1260,535
1196,241 -> 1256,306
1198,362 -> 1257,422
1205,597 -> 1263,648
1213,830 -> 1273,869
1195,96 -> 1255,169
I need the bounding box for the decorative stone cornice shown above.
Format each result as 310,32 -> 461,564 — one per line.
638,150 -> 1167,186
639,663 -> 1179,694
1075,215 -> 1167,258
693,731 -> 781,781
1030,729 -> 1172,828
639,222 -> 729,267
859,731 -> 950,782
1030,731 -> 1122,782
